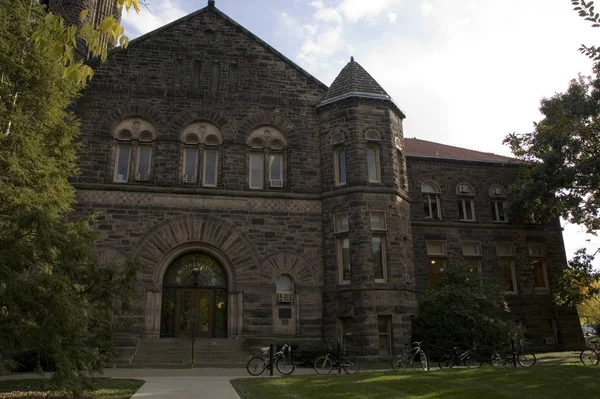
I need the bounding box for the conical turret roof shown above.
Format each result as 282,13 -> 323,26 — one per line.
318,57 -> 405,117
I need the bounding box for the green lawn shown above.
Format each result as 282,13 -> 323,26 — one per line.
231,365 -> 600,399
0,378 -> 144,399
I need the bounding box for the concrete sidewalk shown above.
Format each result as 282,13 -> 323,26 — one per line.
0,368 -> 317,399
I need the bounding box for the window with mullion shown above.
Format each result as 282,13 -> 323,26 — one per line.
136,145 -> 152,181
183,147 -> 198,183
249,152 -> 264,189
203,147 -> 218,187
269,152 -> 283,187
491,201 -> 508,222
423,194 -> 441,220
458,199 -> 475,221
114,144 -> 131,182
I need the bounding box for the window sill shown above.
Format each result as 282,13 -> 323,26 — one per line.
338,280 -> 351,286
459,219 -> 477,222
492,220 -> 509,223
534,288 -> 550,293
113,180 -> 129,184
374,279 -> 387,284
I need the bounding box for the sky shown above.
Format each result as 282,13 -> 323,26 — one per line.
121,0 -> 600,266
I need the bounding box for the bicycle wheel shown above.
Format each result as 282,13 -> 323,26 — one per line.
580,349 -> 600,366
490,352 -> 507,368
517,351 -> 536,367
314,356 -> 333,375
463,354 -> 483,368
438,354 -> 454,369
391,353 -> 409,371
342,356 -> 361,374
419,351 -> 429,371
276,357 -> 295,375
246,356 -> 267,376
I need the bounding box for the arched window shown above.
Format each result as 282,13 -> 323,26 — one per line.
456,182 -> 476,221
331,132 -> 347,186
246,126 -> 287,189
365,129 -> 381,142
422,180 -> 441,220
113,118 -> 157,183
367,144 -> 381,183
489,184 -> 508,222
180,122 -> 223,186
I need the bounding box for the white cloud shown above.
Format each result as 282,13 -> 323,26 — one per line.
338,0 -> 402,23
421,1 -> 434,16
121,0 -> 186,38
388,12 -> 397,23
309,0 -> 324,8
314,7 -> 344,25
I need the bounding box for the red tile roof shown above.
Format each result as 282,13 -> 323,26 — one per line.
404,138 -> 520,164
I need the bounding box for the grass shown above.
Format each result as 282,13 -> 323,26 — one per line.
231,364 -> 600,399
0,378 -> 144,399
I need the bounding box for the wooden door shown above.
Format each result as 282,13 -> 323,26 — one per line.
175,289 -> 213,338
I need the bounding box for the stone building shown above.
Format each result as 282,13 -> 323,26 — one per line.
49,0 -> 583,362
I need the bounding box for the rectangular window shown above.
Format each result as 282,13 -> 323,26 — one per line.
367,146 -> 380,182
269,153 -> 283,187
372,236 -> 386,282
428,259 -> 446,286
334,213 -> 349,233
423,195 -> 441,220
378,316 -> 392,355
426,240 -> 447,256
183,148 -> 197,183
136,145 -> 151,181
458,199 -> 475,221
249,152 -> 264,189
114,145 -> 131,182
203,148 -> 218,187
193,60 -> 201,88
338,237 -> 350,284
499,259 -> 517,294
370,211 -> 386,230
528,243 -> 546,257
335,149 -> 347,185
497,242 -> 517,294
491,201 -> 508,222
532,260 -> 548,290
462,241 -> 481,256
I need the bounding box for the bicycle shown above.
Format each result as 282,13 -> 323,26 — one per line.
246,344 -> 295,376
491,341 -> 536,367
580,341 -> 600,366
314,344 -> 361,374
391,341 -> 429,371
438,343 -> 482,368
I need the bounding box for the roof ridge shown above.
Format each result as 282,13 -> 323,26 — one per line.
404,137 -> 514,160
89,5 -> 328,91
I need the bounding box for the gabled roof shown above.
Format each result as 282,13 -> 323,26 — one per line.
404,138 -> 521,164
91,3 -> 328,91
317,57 -> 405,117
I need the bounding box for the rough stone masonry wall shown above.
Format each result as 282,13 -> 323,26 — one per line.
407,157 -> 584,350
73,189 -> 324,337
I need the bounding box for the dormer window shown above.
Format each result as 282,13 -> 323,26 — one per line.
247,126 -> 288,189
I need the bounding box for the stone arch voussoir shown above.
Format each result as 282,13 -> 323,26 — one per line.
235,112 -> 302,148
97,102 -> 169,138
134,215 -> 261,287
170,108 -> 235,142
258,251 -> 316,287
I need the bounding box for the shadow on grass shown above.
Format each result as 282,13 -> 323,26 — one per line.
0,379 -> 144,399
231,365 -> 600,399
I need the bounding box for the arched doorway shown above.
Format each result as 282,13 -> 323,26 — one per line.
160,252 -> 228,338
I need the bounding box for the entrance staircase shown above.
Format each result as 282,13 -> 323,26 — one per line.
115,338 -> 251,368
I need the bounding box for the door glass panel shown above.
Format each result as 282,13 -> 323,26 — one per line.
214,289 -> 227,338
179,291 -> 192,332
161,288 -> 176,337
197,292 -> 210,333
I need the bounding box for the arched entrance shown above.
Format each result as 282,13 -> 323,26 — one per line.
160,252 -> 228,338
